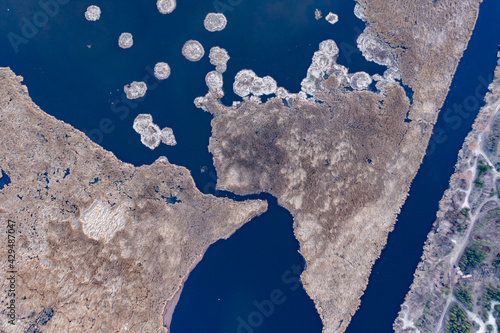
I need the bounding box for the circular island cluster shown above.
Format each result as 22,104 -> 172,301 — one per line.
301,39 -> 340,95
325,12 -> 338,24
118,33 -> 133,49
209,47 -> 230,73
233,70 -> 277,98
354,3 -> 367,22
275,87 -> 290,99
157,0 -> 176,14
124,81 -> 147,100
154,62 -> 171,80
85,5 -> 101,21
182,40 -> 205,62
350,72 -> 372,90
204,13 -> 227,32
357,32 -> 396,68
319,39 -> 339,57
205,71 -> 224,91
133,114 -> 177,150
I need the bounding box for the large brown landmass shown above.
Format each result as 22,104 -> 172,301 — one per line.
395,56 -> 500,333
198,0 -> 482,331
0,68 -> 267,332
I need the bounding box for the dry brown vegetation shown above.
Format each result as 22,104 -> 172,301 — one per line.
203,0 -> 481,331
0,69 -> 267,333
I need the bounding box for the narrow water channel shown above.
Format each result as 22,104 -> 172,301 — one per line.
346,0 -> 500,331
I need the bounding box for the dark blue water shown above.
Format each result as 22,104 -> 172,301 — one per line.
1,0 -> 497,332
0,169 -> 11,189
0,0 -> 375,332
346,0 -> 500,332
171,194 -> 322,333
0,0 -> 382,193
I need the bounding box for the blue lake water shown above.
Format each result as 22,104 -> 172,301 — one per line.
171,194 -> 323,333
0,0 -> 498,332
0,169 -> 11,189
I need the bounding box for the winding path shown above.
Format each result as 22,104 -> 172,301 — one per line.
434,104 -> 499,333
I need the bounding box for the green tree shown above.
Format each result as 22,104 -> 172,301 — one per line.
446,305 -> 472,333
459,247 -> 487,273
485,286 -> 500,304
477,164 -> 492,177
454,288 -> 473,311
474,178 -> 485,188
493,253 -> 500,269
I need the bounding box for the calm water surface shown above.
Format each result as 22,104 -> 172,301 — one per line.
0,0 -> 497,332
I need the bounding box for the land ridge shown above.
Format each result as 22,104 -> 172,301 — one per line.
395,53 -> 500,333
198,0 -> 482,331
